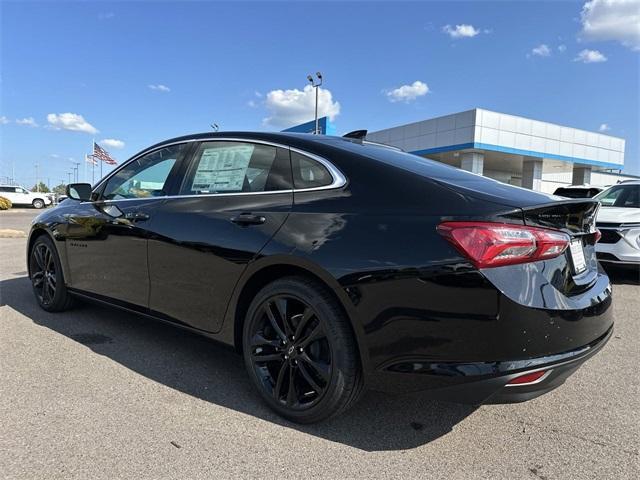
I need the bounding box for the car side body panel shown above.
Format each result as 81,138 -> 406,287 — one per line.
61,198 -> 165,307
147,191 -> 293,332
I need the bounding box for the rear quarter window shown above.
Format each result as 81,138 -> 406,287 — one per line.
291,151 -> 333,189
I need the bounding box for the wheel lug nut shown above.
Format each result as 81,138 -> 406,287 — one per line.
284,355 -> 289,360
299,347 -> 303,352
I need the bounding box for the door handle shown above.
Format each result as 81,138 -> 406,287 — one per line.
124,212 -> 150,222
230,213 -> 266,226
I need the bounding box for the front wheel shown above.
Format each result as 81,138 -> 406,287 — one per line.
32,199 -> 45,209
29,235 -> 74,312
243,276 -> 364,423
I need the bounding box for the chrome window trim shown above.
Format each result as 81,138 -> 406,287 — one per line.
93,137 -> 347,200
96,189 -> 296,204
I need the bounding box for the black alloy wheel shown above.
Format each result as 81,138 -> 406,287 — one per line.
31,241 -> 57,306
250,295 -> 331,409
29,236 -> 73,312
243,277 -> 363,423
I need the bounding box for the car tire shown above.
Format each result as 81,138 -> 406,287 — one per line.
32,199 -> 45,209
29,235 -> 74,312
243,276 -> 364,424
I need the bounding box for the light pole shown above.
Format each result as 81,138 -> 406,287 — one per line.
72,162 -> 80,182
307,72 -> 323,134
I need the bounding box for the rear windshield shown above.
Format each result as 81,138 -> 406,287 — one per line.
317,136 -> 558,203
554,188 -> 598,198
595,184 -> 640,208
320,137 -> 487,182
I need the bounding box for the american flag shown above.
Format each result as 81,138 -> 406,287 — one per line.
85,154 -> 97,165
93,142 -> 118,165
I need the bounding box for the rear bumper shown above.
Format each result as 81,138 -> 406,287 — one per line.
369,326 -> 613,405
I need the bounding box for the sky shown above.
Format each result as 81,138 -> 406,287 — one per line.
1,0 -> 639,188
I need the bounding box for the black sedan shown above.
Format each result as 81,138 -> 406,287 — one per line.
27,132 -> 613,423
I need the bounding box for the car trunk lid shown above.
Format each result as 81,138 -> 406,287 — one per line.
520,200 -> 600,236
435,175 -> 602,295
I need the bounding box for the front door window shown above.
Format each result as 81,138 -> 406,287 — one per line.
102,144 -> 186,200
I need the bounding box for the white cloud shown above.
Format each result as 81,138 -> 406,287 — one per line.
0,116 -> 9,125
386,81 -> 430,103
100,138 -> 125,149
442,24 -> 483,38
263,85 -> 341,128
580,0 -> 640,50
47,112 -> 98,134
148,84 -> 170,92
599,123 -> 611,131
558,44 -> 567,52
99,12 -> 115,20
531,44 -> 552,57
574,48 -> 608,62
16,117 -> 38,127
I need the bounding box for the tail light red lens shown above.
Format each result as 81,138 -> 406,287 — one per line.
437,222 -> 570,268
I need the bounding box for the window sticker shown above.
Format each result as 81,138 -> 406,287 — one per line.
192,144 -> 254,192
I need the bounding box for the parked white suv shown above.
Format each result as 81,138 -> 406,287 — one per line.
595,180 -> 640,267
0,185 -> 52,209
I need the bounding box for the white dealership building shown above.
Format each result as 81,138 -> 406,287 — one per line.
364,108 -> 636,193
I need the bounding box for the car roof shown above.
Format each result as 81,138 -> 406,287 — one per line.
140,131 -> 365,156
555,185 -> 602,189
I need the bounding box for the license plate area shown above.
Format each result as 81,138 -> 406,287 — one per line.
569,238 -> 587,274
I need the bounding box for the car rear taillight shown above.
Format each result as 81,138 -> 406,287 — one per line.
437,222 -> 570,268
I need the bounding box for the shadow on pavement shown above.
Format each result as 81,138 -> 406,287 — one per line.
0,275 -> 475,452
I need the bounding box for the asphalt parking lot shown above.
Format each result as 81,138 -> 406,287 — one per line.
1,208 -> 638,479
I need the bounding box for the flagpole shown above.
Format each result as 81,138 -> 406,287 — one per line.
95,139 -> 103,180
91,139 -> 95,185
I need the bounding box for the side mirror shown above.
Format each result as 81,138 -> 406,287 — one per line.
66,183 -> 93,201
